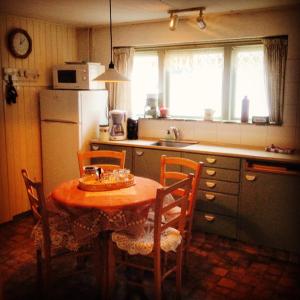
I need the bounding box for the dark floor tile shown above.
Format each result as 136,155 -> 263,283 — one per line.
1,215 -> 300,300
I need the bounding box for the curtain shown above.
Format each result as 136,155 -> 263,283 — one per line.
108,47 -> 135,116
262,37 -> 288,125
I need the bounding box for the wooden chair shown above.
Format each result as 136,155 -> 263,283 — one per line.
77,150 -> 126,177
112,174 -> 194,300
160,155 -> 203,262
21,169 -> 102,296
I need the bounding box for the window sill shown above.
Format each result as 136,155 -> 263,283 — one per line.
138,117 -> 277,126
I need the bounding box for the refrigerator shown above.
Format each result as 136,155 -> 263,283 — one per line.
40,89 -> 108,195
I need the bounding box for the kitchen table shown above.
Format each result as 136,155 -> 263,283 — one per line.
51,176 -> 161,299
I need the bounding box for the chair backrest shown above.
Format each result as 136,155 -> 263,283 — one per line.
21,169 -> 51,248
77,150 -> 126,177
160,155 -> 203,217
153,174 -> 194,252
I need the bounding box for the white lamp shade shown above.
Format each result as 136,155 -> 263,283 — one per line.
94,67 -> 129,82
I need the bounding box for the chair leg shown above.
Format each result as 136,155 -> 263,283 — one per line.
184,222 -> 193,267
43,249 -> 52,298
36,249 -> 43,297
107,234 -> 116,299
176,244 -> 183,300
154,252 -> 162,300
92,237 -> 103,296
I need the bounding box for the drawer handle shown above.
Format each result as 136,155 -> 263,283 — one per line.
206,169 -> 216,176
205,181 -> 216,188
136,151 -> 144,156
205,193 -> 215,201
206,157 -> 216,164
91,144 -> 100,151
245,174 -> 256,181
204,214 -> 215,222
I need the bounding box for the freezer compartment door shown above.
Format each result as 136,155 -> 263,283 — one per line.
41,121 -> 81,195
40,90 -> 80,123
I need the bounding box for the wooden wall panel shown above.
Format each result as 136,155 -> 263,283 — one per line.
0,14 -> 78,223
0,15 -> 10,222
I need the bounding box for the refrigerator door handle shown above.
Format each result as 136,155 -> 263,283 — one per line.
42,119 -> 78,124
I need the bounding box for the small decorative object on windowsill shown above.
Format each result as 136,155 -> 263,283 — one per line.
252,116 -> 269,125
241,96 -> 249,123
204,108 -> 215,121
159,106 -> 168,118
265,144 -> 295,154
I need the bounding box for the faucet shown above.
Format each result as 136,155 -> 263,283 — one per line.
168,126 -> 180,140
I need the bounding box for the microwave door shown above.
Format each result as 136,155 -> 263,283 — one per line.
57,69 -> 77,83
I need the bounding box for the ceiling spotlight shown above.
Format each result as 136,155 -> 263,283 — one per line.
196,8 -> 206,30
169,13 -> 179,31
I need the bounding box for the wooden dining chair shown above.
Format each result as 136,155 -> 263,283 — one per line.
77,150 -> 126,177
160,155 -> 203,262
21,169 -> 102,296
112,174 -> 194,300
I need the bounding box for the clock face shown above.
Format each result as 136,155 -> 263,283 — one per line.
8,28 -> 32,58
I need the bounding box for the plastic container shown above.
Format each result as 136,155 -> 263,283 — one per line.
99,125 -> 110,141
241,96 -> 249,123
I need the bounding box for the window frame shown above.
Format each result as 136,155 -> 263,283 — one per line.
133,39 -> 265,120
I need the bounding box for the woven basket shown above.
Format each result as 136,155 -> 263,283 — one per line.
78,174 -> 135,192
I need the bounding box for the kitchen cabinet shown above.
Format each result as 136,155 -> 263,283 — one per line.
183,152 -> 240,239
90,143 -> 133,171
133,148 -> 181,181
91,141 -> 300,254
239,159 -> 300,253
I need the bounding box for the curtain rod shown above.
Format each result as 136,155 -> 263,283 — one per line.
113,35 -> 287,52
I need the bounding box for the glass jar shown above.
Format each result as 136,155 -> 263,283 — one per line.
144,94 -> 158,118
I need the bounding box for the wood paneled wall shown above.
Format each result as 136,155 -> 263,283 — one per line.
0,14 -> 78,223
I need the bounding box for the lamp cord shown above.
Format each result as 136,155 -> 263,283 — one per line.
109,0 -> 114,68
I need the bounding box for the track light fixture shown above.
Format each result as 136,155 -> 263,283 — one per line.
168,6 -> 206,31
169,13 -> 179,31
196,8 -> 206,30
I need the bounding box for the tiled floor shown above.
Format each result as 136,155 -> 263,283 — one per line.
1,215 -> 300,300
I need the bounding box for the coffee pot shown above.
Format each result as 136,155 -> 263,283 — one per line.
109,110 -> 127,140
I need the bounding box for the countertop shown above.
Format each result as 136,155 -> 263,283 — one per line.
90,139 -> 300,164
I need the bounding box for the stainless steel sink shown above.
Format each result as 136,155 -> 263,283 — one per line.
151,140 -> 197,148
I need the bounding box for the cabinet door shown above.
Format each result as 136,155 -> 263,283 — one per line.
90,143 -> 133,171
133,148 -> 181,181
239,170 -> 300,253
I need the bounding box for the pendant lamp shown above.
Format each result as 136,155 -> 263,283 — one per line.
94,0 -> 129,82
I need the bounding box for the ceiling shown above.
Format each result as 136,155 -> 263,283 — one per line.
1,0 -> 299,27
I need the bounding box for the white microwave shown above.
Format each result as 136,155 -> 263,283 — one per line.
53,63 -> 105,90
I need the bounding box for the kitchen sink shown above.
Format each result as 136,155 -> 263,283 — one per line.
151,140 -> 198,148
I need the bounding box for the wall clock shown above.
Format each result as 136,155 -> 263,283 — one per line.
7,28 -> 32,59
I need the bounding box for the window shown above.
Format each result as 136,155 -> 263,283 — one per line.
166,48 -> 224,118
131,52 -> 159,117
131,42 -> 269,121
230,45 -> 268,119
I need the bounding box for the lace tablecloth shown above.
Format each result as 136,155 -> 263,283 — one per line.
32,196 -> 152,251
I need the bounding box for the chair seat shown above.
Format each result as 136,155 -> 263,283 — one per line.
112,226 -> 182,255
32,215 -> 82,252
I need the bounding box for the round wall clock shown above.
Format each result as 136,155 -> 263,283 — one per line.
7,28 -> 32,59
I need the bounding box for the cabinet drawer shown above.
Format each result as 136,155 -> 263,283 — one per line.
199,179 -> 239,195
193,212 -> 237,239
202,167 -> 240,182
197,191 -> 238,216
183,153 -> 240,170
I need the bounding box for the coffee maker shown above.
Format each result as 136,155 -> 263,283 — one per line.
109,110 -> 127,140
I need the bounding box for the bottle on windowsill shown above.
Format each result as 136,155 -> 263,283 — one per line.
241,96 -> 249,123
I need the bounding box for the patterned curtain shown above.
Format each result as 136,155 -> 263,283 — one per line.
262,37 -> 288,125
108,47 -> 135,116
